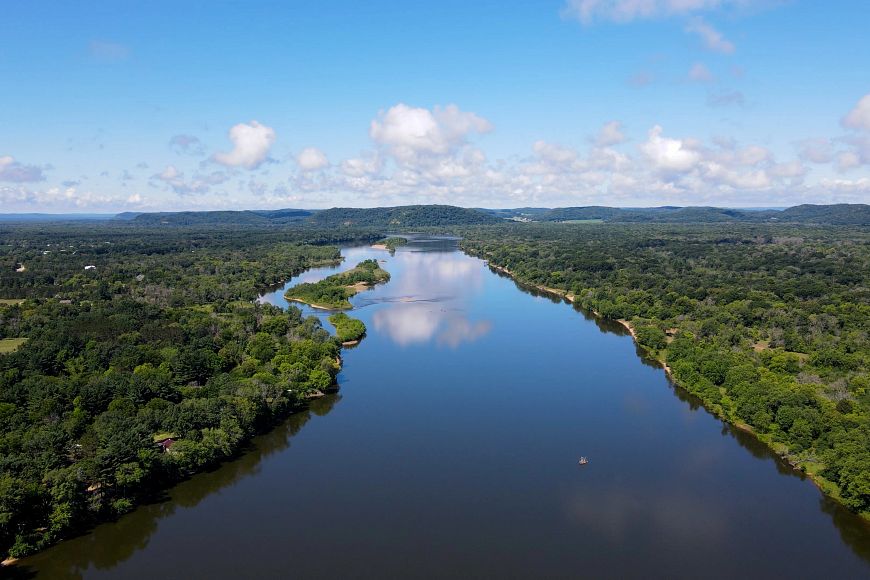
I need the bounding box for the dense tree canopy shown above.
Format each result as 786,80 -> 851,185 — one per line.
0,224 -> 375,560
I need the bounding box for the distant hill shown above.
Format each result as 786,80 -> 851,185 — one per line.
250,208 -> 313,222
775,204 -> 870,225
0,213 -> 116,222
132,211 -> 274,226
529,204 -> 868,225
304,205 -> 501,228
119,203 -> 869,228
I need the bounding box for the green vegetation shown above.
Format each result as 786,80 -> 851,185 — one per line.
129,205 -> 501,228
328,313 -> 367,343
482,203 -> 870,225
377,237 -> 408,251
461,222 -> 870,516
0,300 -> 25,306
0,224 -> 376,560
84,203 -> 870,229
0,338 -> 27,354
284,259 -> 390,309
306,205 -> 501,228
131,209 -> 312,226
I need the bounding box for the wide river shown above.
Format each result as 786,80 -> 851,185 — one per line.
16,236 -> 870,578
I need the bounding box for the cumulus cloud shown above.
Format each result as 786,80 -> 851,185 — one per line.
798,138 -> 834,164
595,121 -> 627,146
369,103 -> 492,165
842,93 -> 870,131
688,62 -> 714,82
835,135 -> 870,171
641,125 -> 702,173
296,147 -> 329,171
213,121 -> 276,169
151,165 -> 229,195
686,18 -> 735,53
0,156 -> 45,183
0,185 -> 126,211
170,134 -> 205,155
341,153 -> 383,177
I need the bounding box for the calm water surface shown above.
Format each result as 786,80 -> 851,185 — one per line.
15,236 -> 870,579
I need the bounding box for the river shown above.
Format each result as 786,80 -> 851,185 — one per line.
14,235 -> 870,578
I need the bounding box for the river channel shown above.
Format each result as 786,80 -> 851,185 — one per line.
16,235 -> 870,578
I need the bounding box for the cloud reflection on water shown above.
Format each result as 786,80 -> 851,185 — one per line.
371,249 -> 491,347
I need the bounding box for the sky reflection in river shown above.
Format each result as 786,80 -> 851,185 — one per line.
370,249 -> 491,347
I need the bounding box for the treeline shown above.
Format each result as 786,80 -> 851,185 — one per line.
0,224 -> 375,560
484,203 -> 870,225
460,223 -> 870,515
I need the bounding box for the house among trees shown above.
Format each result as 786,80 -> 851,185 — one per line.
153,433 -> 178,452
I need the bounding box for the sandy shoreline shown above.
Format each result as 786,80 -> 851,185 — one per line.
286,297 -> 335,310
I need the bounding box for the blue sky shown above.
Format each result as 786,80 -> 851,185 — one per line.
1,0 -> 869,211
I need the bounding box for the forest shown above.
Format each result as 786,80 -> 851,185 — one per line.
0,224 -> 377,560
460,222 -> 870,516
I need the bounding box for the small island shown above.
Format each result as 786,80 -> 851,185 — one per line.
328,312 -> 367,345
284,259 -> 390,310
372,237 -> 408,252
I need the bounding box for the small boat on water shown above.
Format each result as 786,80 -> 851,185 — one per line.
578,456 -> 589,465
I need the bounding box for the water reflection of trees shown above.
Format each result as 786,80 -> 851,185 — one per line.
13,395 -> 341,580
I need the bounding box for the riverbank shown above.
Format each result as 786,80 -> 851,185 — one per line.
483,258 -> 864,521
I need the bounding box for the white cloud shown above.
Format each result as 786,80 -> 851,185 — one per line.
688,62 -> 714,82
686,18 -> 735,53
369,103 -> 492,165
296,147 -> 329,171
158,165 -> 181,181
341,153 -> 382,177
595,121 -> 627,146
0,185 -> 125,210
0,155 -> 45,182
842,93 -> 870,131
641,125 -> 702,172
562,0 -> 731,24
533,141 -> 578,165
213,121 -> 276,169
798,138 -> 834,164
151,165 -> 229,194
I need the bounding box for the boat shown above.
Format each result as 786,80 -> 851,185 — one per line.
578,456 -> 589,465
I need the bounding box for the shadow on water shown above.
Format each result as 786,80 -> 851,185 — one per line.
492,261 -> 870,567
10,395 -> 342,580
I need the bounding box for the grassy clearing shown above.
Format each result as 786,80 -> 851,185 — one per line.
0,338 -> 27,354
